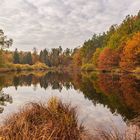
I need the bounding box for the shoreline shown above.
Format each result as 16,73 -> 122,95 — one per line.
0,66 -> 140,74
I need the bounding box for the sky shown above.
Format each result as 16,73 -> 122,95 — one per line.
0,0 -> 140,51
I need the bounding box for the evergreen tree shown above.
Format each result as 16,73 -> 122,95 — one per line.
13,48 -> 20,64
26,52 -> 32,65
39,49 -> 51,66
39,50 -> 43,62
32,47 -> 38,64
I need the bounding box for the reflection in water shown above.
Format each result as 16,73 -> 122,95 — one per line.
11,72 -> 73,91
75,72 -> 140,120
0,90 -> 13,113
0,71 -> 140,130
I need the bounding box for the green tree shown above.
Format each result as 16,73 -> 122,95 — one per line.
22,52 -> 32,65
0,29 -> 13,67
32,47 -> 39,64
0,29 -> 13,49
64,48 -> 71,56
13,48 -> 20,64
26,52 -> 32,65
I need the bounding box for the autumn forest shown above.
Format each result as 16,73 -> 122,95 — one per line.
0,11 -> 140,73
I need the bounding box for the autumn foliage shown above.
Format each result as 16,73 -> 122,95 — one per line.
71,11 -> 140,72
0,12 -> 140,72
72,49 -> 82,67
98,48 -> 120,71
120,32 -> 140,71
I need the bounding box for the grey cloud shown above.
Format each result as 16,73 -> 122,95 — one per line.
0,0 -> 139,51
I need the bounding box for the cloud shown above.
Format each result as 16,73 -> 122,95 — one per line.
0,0 -> 139,51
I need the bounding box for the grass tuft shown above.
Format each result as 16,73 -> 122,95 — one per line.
0,97 -> 139,140
0,97 -> 85,140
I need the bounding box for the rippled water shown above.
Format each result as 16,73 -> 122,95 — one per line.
0,71 -> 140,134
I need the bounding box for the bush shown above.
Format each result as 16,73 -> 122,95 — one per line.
31,62 -> 48,70
4,62 -> 48,72
81,64 -> 95,71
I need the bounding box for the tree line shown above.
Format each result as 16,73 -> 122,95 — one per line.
0,11 -> 140,72
72,11 -> 140,72
12,46 -> 72,67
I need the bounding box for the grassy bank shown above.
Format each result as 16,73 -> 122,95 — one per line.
0,62 -> 49,72
0,63 -> 70,73
81,63 -> 140,74
1,62 -> 140,74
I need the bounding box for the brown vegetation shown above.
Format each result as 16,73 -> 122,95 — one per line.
0,96 -> 140,140
0,62 -> 48,72
94,125 -> 140,140
0,97 -> 85,140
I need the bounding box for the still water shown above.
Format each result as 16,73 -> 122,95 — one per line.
0,71 -> 140,134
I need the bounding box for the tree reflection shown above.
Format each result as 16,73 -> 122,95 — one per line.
0,71 -> 139,121
120,75 -> 140,116
74,72 -> 140,120
0,90 -> 13,113
1,72 -> 72,91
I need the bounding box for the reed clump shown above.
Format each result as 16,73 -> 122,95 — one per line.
0,97 -> 139,140
0,97 -> 85,140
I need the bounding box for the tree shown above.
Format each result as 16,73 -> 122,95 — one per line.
39,49 -> 51,66
120,32 -> 140,71
39,50 -> 43,62
22,52 -> 32,65
0,29 -> 13,67
26,52 -> 33,65
0,29 -> 13,49
32,47 -> 39,64
98,48 -> 120,71
58,46 -> 62,54
64,48 -> 71,56
50,48 -> 60,66
13,48 -> 20,64
92,48 -> 102,67
72,49 -> 82,67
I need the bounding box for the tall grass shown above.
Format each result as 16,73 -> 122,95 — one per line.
0,97 -> 85,140
95,127 -> 140,140
0,97 -> 139,140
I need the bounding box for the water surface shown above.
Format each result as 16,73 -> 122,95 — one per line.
0,71 -> 140,134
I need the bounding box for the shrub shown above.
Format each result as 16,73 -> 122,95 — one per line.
32,62 -> 48,70
81,64 -> 95,71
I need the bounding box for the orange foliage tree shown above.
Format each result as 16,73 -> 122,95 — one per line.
72,49 -> 82,67
120,32 -> 140,71
97,48 -> 120,71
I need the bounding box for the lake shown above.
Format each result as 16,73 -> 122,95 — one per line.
0,71 -> 140,135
